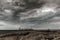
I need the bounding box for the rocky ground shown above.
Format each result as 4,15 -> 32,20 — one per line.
0,30 -> 60,40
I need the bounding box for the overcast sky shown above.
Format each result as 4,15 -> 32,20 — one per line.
0,0 -> 60,30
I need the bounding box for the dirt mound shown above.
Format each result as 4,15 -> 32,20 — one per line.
0,30 -> 60,40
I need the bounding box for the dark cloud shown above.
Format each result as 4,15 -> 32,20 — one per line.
0,0 -> 60,30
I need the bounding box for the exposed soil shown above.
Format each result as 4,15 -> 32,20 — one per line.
0,30 -> 60,40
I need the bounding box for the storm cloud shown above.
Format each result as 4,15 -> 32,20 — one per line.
0,0 -> 60,30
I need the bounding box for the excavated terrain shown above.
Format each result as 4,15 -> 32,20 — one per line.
0,30 -> 59,40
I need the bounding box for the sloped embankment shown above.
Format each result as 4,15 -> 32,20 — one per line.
0,30 -> 60,40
